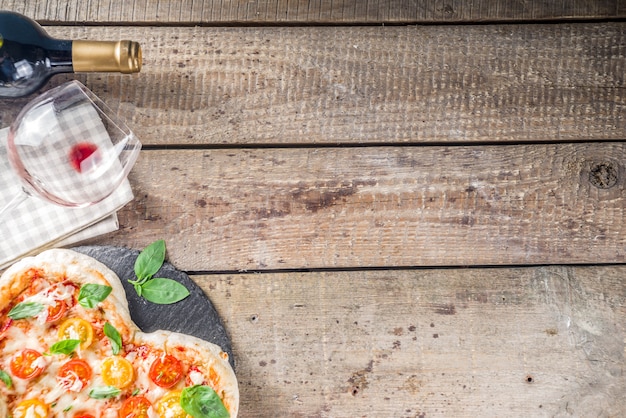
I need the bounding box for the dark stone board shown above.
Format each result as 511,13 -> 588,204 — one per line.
72,245 -> 234,369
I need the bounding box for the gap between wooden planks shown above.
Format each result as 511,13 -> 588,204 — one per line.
87,143 -> 626,271
0,23 -> 617,146
196,265 -> 626,417
7,0 -> 626,24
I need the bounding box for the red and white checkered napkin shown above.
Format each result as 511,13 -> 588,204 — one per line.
0,127 -> 134,270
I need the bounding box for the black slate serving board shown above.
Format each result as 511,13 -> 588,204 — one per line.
72,245 -> 234,369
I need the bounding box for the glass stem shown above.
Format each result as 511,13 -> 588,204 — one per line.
0,191 -> 29,220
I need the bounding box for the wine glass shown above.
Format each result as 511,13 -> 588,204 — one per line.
0,80 -> 141,219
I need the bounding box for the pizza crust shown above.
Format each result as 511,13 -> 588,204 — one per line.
0,396 -> 6,417
0,249 -> 239,417
0,249 -> 130,312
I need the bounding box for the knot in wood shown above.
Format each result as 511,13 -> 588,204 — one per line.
589,162 -> 618,189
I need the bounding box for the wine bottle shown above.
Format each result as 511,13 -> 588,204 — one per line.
0,11 -> 141,98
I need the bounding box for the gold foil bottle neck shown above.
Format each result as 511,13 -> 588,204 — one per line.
72,40 -> 142,73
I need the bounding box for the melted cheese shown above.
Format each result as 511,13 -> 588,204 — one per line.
22,283 -> 74,325
189,370 -> 205,386
23,403 -> 46,418
42,384 -> 65,405
57,370 -> 83,392
31,356 -> 47,370
164,409 -> 176,418
0,277 -> 224,417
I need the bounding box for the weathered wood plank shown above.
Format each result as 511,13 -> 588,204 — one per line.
197,266 -> 626,417
86,143 -> 626,270
3,0 -> 625,24
1,23 -> 621,146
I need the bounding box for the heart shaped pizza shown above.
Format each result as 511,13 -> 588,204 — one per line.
0,249 -> 239,417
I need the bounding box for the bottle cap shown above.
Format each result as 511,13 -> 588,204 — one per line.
72,40 -> 142,73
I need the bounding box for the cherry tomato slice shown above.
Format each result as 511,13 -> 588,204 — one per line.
13,398 -> 49,418
101,356 -> 135,388
57,358 -> 92,391
149,354 -> 184,388
120,396 -> 152,418
157,391 -> 191,418
58,318 -> 94,349
10,349 -> 45,379
46,300 -> 67,322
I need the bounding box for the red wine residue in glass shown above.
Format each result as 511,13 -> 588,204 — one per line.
69,142 -> 99,173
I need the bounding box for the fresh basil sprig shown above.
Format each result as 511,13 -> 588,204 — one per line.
180,385 -> 230,418
128,240 -> 190,305
0,370 -> 12,388
48,339 -> 81,356
78,283 -> 112,309
104,322 -> 122,355
8,301 -> 44,319
89,385 -> 121,399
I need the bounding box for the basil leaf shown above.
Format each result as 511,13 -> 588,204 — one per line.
140,278 -> 190,305
134,239 -> 166,280
89,386 -> 121,399
8,301 -> 44,319
0,370 -> 12,388
49,339 -> 81,355
78,284 -> 112,309
180,385 -> 230,418
104,322 -> 122,355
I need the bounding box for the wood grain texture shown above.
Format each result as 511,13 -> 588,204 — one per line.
198,266 -> 626,417
86,143 -> 626,270
2,2 -> 624,416
1,23 -> 619,146
3,0 -> 625,23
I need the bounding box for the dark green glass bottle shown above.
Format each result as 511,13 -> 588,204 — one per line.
0,11 -> 141,98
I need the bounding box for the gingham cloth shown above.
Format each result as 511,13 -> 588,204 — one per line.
15,99 -> 125,205
0,126 -> 134,270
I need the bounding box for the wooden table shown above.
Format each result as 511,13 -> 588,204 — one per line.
3,1 -> 626,416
